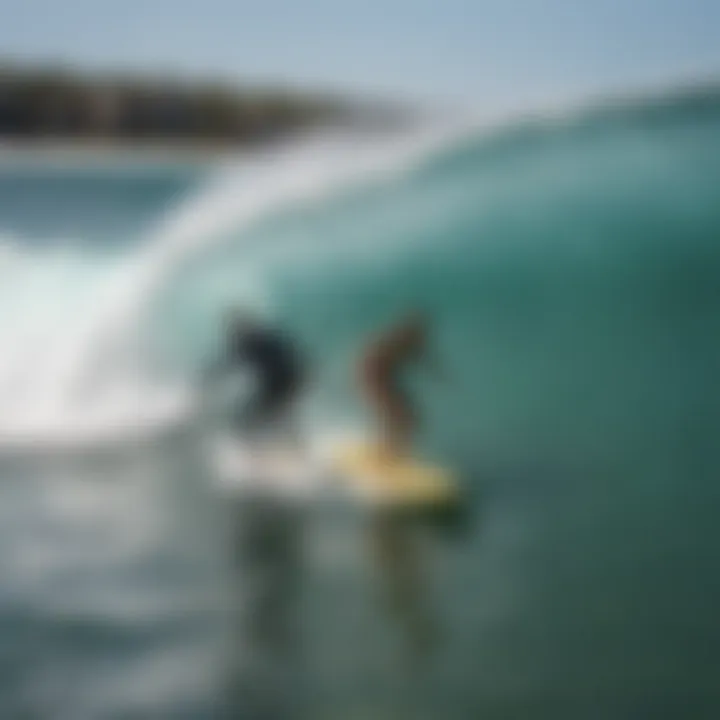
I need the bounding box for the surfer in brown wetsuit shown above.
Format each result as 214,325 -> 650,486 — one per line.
358,310 -> 440,456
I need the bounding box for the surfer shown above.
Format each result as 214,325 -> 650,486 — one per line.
358,310 -> 439,456
213,309 -> 306,436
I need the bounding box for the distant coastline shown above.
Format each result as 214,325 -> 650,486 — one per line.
0,62 -> 414,157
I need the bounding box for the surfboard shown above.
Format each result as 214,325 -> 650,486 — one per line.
332,441 -> 457,506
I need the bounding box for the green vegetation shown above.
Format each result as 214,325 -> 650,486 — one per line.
0,62 -> 405,146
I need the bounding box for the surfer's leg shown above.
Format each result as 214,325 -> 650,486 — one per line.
257,376 -> 303,446
236,384 -> 274,436
384,386 -> 416,455
370,381 -> 416,457
358,350 -> 414,455
360,367 -> 415,456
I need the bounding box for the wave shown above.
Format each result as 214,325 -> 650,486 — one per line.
0,125 -> 460,452
2,82 -> 717,453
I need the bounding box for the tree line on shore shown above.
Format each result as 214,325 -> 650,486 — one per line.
0,63 -> 395,145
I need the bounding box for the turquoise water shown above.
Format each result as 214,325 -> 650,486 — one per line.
1,91 -> 720,718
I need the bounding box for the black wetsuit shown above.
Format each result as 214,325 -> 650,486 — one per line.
228,326 -> 304,429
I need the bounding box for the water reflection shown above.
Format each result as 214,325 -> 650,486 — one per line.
367,496 -> 472,674
223,495 -> 306,720
368,508 -> 439,668
221,482 -> 472,719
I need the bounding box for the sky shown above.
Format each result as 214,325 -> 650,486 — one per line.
1,0 -> 719,111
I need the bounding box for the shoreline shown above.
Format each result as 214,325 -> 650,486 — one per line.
0,138 -> 264,166
0,121 -> 416,167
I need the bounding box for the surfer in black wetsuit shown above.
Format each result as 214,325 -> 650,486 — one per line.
214,309 -> 306,435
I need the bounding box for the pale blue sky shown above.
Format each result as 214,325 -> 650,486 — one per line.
1,0 -> 719,109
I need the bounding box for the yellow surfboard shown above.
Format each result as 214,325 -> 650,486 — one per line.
333,441 -> 457,506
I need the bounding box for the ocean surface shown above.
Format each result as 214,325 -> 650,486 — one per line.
1,90 -> 720,719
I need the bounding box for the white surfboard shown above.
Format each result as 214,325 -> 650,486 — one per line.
209,433 -> 325,499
